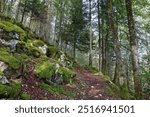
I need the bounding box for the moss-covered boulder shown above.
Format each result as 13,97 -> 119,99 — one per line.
0,49 -> 25,80
0,21 -> 26,40
0,49 -> 20,70
58,67 -> 75,84
35,61 -> 55,80
35,60 -> 76,84
0,83 -> 21,99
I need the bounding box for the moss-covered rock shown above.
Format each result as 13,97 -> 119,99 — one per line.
0,49 -> 20,70
58,67 -> 75,84
0,84 -> 12,98
46,46 -> 60,58
35,60 -> 75,84
0,21 -> 26,40
0,83 -> 21,99
33,40 -> 45,47
35,61 -> 55,80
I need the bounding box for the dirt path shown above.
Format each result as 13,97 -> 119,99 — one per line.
20,62 -> 112,100
75,66 -> 112,100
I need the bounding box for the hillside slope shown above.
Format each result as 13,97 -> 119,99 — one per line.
0,19 -> 125,100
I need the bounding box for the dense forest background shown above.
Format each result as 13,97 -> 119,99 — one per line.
0,0 -> 150,99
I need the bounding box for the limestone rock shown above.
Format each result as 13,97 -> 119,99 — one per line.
0,61 -> 8,72
0,76 -> 9,84
0,29 -> 19,50
39,45 -> 47,54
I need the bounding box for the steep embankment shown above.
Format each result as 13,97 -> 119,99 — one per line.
0,18 -> 121,100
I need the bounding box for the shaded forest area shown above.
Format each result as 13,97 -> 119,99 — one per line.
0,0 -> 150,99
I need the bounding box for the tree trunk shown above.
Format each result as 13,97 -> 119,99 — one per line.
107,0 -> 121,85
15,0 -> 21,21
97,0 -> 102,71
89,0 -> 92,66
125,0 -> 142,99
21,6 -> 26,23
58,0 -> 63,50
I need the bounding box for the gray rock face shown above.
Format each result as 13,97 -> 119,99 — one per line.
0,29 -> 19,50
0,29 -> 19,40
4,67 -> 22,79
0,76 -> 9,84
10,39 -> 19,50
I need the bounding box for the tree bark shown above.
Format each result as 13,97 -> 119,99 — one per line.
89,0 -> 92,66
107,0 -> 122,85
97,0 -> 102,71
125,0 -> 142,99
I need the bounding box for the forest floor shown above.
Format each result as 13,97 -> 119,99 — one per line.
20,61 -> 112,100
74,66 -> 112,100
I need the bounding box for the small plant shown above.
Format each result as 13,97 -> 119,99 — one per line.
21,92 -> 31,100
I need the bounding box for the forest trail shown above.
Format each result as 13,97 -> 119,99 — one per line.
75,66 -> 112,100
20,62 -> 112,100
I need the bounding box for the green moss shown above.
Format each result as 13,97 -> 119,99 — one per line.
16,53 -> 30,64
59,67 -> 75,84
0,21 -> 26,40
0,83 -> 21,99
105,80 -> 132,100
33,40 -> 45,47
0,49 -> 20,69
16,41 -> 27,53
0,84 -> 12,98
104,81 -> 121,99
35,61 -> 55,80
120,84 -> 130,100
21,92 -> 31,100
11,83 -> 21,98
15,22 -> 30,32
35,60 -> 75,84
22,40 -> 44,58
46,46 -> 59,58
85,65 -> 99,73
40,83 -> 76,98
